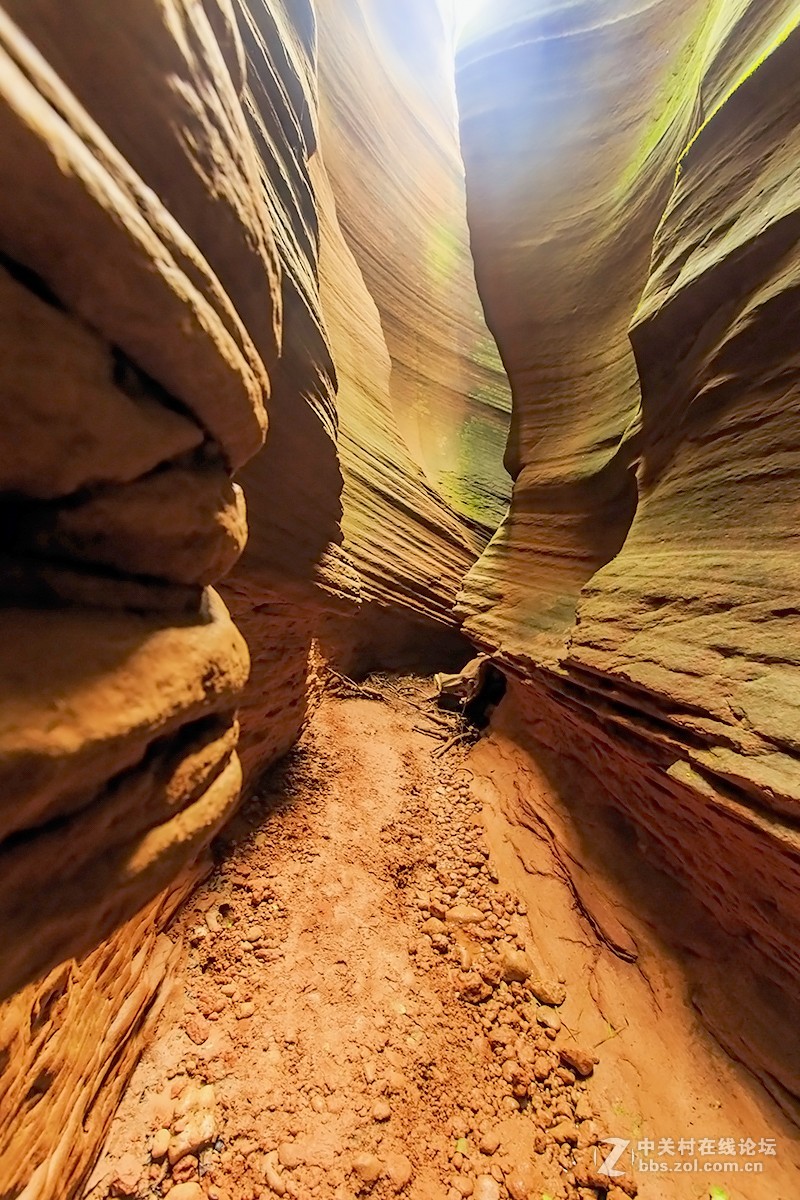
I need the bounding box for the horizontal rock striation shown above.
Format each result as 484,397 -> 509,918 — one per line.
457,0 -> 800,1113
0,1 -> 503,1194
0,0 -> 279,1004
316,0 -> 511,532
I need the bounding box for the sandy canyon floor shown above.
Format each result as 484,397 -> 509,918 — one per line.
85,678 -> 799,1200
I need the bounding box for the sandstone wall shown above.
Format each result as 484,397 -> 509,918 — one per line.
456,0 -> 800,1115
316,0 -> 511,532
0,1 -> 504,1193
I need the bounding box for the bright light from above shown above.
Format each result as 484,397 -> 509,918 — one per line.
452,0 -> 491,34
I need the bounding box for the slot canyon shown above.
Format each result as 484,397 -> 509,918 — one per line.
1,1 -> 799,1198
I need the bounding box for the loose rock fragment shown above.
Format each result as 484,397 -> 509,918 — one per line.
479,1130 -> 500,1155
550,1120 -> 579,1145
353,1151 -> 383,1184
529,977 -> 566,1007
184,1014 -> 211,1045
278,1141 -> 304,1169
559,1044 -> 598,1078
150,1128 -> 170,1160
108,1153 -> 141,1197
536,1009 -> 561,1033
264,1156 -> 287,1195
497,943 -> 533,983
446,905 -> 485,926
168,1104 -> 216,1164
385,1151 -> 413,1192
422,917 -> 447,936
474,1175 -> 501,1200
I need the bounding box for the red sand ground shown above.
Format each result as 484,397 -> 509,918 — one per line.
85,678 -> 799,1200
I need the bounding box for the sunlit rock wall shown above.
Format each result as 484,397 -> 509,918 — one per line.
317,0 -> 511,531
0,0 -> 280,1004
0,0 -> 503,1193
457,0 -> 800,1115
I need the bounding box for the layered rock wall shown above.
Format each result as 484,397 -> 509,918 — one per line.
457,0 -> 800,1115
0,2 -> 504,1193
316,0 -> 511,531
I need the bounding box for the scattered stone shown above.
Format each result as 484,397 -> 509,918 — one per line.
172,1155 -> 199,1185
263,1156 -> 287,1196
457,972 -> 492,1003
478,958 -> 502,987
497,943 -> 533,983
446,905 -> 485,926
168,1187 -> 204,1200
536,1009 -> 561,1033
372,1099 -> 392,1122
479,1130 -> 500,1155
237,1001 -> 255,1019
422,917 -> 447,937
505,1166 -> 542,1200
574,1166 -> 637,1196
352,1152 -> 383,1184
108,1153 -> 141,1197
385,1151 -> 413,1192
184,1014 -> 211,1046
559,1044 -> 598,1078
533,1054 -> 553,1082
529,977 -> 566,1007
168,1109 -> 216,1165
278,1141 -> 304,1169
150,1128 -> 170,1160
550,1121 -> 579,1145
474,1175 -> 501,1200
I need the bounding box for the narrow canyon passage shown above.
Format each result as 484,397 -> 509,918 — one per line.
86,679 -> 799,1200
2,2 -> 800,1199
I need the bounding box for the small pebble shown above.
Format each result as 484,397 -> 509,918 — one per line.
150,1128 -> 170,1161
474,1175 -> 501,1200
352,1152 -> 383,1184
559,1044 -> 597,1078
167,1186 -> 204,1200
479,1130 -> 500,1155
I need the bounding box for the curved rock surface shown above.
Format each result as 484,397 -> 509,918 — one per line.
0,0 -> 495,999
3,0 -> 800,1192
317,0 -> 511,530
457,0 -> 800,1114
0,1 -> 502,1194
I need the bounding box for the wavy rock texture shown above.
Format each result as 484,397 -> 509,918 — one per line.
314,152 -> 483,626
0,876 -> 199,1200
0,1 -> 502,1194
0,2 -> 281,1189
316,0 -> 511,531
457,0 -> 800,1113
0,0 -> 280,1003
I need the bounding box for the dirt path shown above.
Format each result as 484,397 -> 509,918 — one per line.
86,679 -> 797,1200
